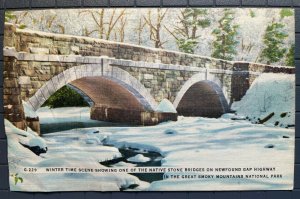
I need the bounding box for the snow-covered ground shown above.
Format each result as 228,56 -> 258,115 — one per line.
6,119 -> 143,192
6,113 -> 294,191
36,107 -> 101,124
232,73 -> 295,127
104,116 -> 294,190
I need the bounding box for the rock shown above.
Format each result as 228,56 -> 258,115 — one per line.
127,154 -> 150,163
259,112 -> 275,124
280,112 -> 287,118
164,129 -> 178,135
21,143 -> 48,156
120,184 -> 139,191
264,144 -> 274,149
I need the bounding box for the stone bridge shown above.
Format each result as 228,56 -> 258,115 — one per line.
3,23 -> 295,133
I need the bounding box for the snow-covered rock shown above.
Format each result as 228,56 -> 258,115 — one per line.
23,101 -> 38,118
5,119 -> 48,156
156,99 -> 177,113
232,73 -> 295,128
28,137 -> 47,149
127,154 -> 150,163
84,136 -> 102,145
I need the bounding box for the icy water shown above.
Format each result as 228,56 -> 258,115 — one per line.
41,122 -> 132,134
41,124 -> 166,186
101,146 -> 164,182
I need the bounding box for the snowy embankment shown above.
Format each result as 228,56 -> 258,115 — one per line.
6,119 -> 145,191
232,73 -> 295,128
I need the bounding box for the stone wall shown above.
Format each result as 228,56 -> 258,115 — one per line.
117,66 -> 197,103
3,56 -> 26,130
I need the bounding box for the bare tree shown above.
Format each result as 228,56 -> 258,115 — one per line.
10,11 -> 65,33
135,18 -> 146,45
114,11 -> 127,42
143,9 -> 168,48
79,9 -> 105,38
79,9 -> 126,41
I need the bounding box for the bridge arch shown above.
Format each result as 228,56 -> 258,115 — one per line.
27,63 -> 158,112
173,73 -> 230,118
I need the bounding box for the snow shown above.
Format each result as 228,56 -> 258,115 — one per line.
127,154 -> 150,163
6,103 -> 294,191
28,137 -> 47,149
155,99 -> 177,113
23,101 -> 38,118
232,73 -> 295,127
103,116 -> 294,190
36,106 -> 99,124
5,119 -> 144,192
5,120 -> 43,164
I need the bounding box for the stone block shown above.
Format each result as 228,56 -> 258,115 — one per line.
70,46 -> 80,54
144,74 -> 154,80
38,74 -> 51,81
58,48 -> 70,55
18,76 -> 31,85
66,68 -> 77,82
4,79 -> 18,88
56,73 -> 66,89
33,54 -> 49,62
45,81 -> 56,96
35,89 -> 46,103
29,47 -> 50,54
39,84 -> 51,100
31,81 -> 42,89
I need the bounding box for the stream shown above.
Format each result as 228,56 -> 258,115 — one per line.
41,122 -> 165,185
100,146 -> 164,183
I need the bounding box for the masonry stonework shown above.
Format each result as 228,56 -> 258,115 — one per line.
3,23 -> 295,131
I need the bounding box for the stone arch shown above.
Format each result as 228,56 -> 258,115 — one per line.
173,72 -> 230,118
27,63 -> 158,111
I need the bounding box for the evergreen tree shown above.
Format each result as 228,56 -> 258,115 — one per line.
43,86 -> 89,108
259,22 -> 288,64
165,8 -> 211,53
280,8 -> 293,19
249,10 -> 256,18
211,9 -> 239,60
285,44 -> 295,67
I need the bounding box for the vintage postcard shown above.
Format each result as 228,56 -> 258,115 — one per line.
3,8 -> 295,191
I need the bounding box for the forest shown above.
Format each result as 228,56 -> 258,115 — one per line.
5,8 -> 295,66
